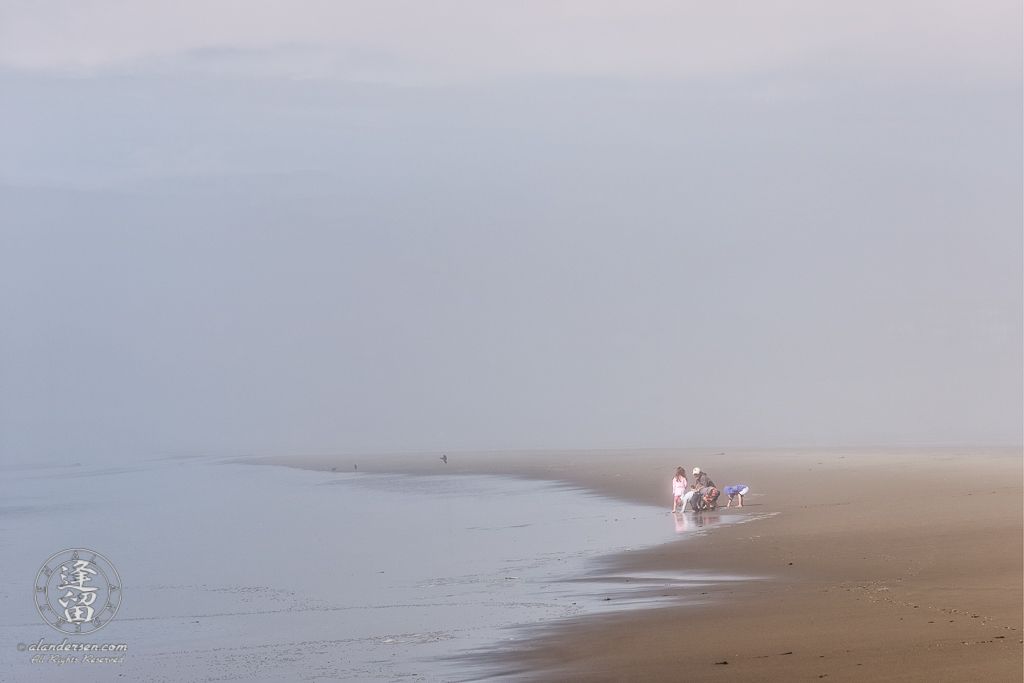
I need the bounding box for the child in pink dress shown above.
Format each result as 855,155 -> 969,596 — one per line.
671,467 -> 689,512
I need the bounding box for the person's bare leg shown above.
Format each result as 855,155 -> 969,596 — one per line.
737,494 -> 743,508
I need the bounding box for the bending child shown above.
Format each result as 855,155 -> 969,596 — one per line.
680,488 -> 698,513
723,485 -> 749,508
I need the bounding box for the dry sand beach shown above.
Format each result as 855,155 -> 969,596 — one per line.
268,447 -> 1023,682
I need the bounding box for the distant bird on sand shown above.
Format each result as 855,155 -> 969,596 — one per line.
332,467 -> 337,471
440,455 -> 448,464
354,464 -> 358,470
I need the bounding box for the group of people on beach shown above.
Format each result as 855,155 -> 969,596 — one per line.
671,467 -> 748,513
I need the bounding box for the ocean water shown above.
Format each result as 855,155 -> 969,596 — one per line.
0,457 -> 747,681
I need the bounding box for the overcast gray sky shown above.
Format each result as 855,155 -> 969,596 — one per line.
1,1 -> 1020,463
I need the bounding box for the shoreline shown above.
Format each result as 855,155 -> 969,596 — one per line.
260,447 -> 1023,682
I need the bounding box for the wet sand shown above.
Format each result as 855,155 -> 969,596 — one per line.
4,458 -> 701,682
266,447 -> 1023,682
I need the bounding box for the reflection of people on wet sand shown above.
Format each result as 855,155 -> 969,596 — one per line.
671,509 -> 721,530
689,467 -> 720,512
724,485 -> 749,507
671,467 -> 688,512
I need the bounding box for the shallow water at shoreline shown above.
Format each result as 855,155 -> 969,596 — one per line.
0,457 -> 749,681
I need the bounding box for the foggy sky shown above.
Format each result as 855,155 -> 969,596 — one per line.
1,2 -> 1021,463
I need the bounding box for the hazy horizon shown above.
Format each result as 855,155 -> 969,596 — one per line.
1,2 -> 1021,464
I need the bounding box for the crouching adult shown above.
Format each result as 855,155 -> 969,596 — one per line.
690,467 -> 720,511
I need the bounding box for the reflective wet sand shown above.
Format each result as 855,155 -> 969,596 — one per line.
0,457 -> 745,681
